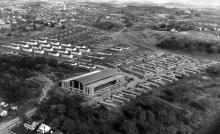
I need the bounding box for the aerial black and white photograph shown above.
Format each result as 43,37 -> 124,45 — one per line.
0,0 -> 220,134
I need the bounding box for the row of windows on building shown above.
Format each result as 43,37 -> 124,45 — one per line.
94,80 -> 117,92
69,81 -> 83,90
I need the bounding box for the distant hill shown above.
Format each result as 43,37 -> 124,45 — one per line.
78,0 -> 220,8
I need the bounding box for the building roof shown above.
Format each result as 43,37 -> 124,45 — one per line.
63,69 -> 120,86
63,70 -> 101,82
38,123 -> 51,133
77,69 -> 120,86
87,74 -> 124,89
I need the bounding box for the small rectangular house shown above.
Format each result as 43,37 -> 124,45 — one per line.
0,108 -> 7,117
24,121 -> 40,131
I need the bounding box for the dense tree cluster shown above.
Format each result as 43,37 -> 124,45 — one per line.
0,55 -> 88,104
0,55 -> 86,74
0,56 -> 41,104
152,21 -> 196,32
156,36 -> 220,54
206,66 -> 220,77
123,5 -> 174,15
31,95 -> 194,134
33,93 -> 193,134
93,21 -> 124,31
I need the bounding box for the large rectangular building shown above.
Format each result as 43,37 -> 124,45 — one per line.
61,69 -> 125,96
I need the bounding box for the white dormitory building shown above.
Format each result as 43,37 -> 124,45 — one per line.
57,50 -> 69,54
65,47 -> 77,51
5,45 -> 20,50
96,51 -> 112,56
25,41 -> 38,46
32,46 -> 41,50
43,47 -> 53,52
19,44 -> 29,48
52,45 -> 62,50
75,45 -> 86,49
79,48 -> 91,53
110,47 -> 123,51
61,43 -> 71,47
61,54 -> 73,59
78,63 -> 96,69
71,51 -> 82,56
22,48 -> 33,53
88,55 -> 104,60
50,42 -> 60,46
34,50 -> 45,54
48,52 -> 60,57
40,43 -> 51,48
38,40 -> 47,43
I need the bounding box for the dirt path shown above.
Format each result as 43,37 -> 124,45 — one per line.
28,73 -> 54,102
37,74 -> 54,102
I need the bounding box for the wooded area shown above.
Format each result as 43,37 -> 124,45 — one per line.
156,36 -> 220,54
0,55 -> 88,104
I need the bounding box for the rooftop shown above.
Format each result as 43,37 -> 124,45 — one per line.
38,123 -> 51,133
87,74 -> 124,88
63,70 -> 101,82
63,69 -> 120,86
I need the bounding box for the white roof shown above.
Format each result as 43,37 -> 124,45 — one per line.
38,124 -> 51,133
63,70 -> 101,82
87,74 -> 124,88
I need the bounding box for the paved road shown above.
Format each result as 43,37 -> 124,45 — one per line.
0,129 -> 15,134
0,118 -> 20,130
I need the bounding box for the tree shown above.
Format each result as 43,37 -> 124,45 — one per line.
121,120 -> 138,134
50,118 -> 60,129
56,104 -> 66,114
146,110 -> 155,123
157,110 -> 168,124
179,123 -> 192,134
166,126 -> 177,134
61,118 -> 76,133
167,112 -> 177,125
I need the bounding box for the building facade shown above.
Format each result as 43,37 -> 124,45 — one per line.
61,69 -> 125,96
